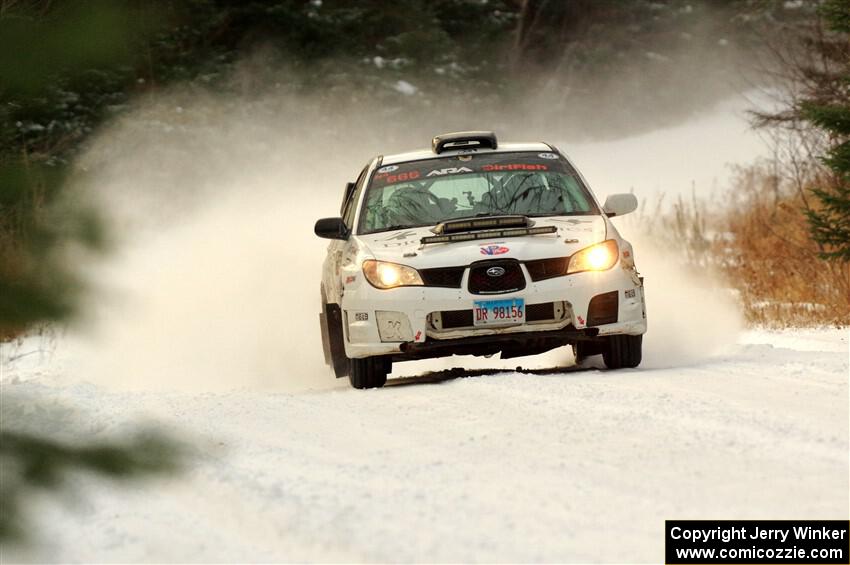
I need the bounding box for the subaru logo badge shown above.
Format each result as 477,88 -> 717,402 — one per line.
486,266 -> 506,277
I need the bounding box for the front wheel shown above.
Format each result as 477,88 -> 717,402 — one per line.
602,334 -> 642,369
349,356 -> 391,389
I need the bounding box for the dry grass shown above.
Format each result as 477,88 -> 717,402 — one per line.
721,165 -> 849,326
642,162 -> 849,328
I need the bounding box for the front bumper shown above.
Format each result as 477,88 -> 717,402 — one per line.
339,263 -> 647,359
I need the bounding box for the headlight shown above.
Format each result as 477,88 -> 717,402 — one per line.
362,260 -> 424,289
567,240 -> 619,274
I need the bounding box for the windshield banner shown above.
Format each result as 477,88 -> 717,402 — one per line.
371,152 -> 567,188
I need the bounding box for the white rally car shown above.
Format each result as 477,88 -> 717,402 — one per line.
316,132 -> 647,389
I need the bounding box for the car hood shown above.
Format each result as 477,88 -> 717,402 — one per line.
357,216 -> 608,268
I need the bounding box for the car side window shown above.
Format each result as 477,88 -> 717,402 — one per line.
342,164 -> 369,229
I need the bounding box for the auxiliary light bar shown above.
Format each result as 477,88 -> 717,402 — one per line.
421,225 -> 557,246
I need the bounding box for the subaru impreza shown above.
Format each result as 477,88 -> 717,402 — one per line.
315,131 -> 647,388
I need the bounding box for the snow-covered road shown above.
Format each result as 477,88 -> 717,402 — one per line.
1,329 -> 847,563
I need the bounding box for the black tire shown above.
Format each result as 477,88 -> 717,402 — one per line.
602,334 -> 643,369
349,356 -> 390,389
321,302 -> 350,378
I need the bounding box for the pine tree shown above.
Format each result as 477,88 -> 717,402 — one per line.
803,0 -> 850,262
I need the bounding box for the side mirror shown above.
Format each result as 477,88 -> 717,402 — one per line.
314,217 -> 349,240
602,193 -> 638,217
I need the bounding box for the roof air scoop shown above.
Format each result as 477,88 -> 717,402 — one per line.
432,131 -> 497,154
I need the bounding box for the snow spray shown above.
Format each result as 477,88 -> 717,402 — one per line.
65,72 -> 743,392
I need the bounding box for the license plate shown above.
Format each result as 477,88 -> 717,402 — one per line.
473,298 -> 525,326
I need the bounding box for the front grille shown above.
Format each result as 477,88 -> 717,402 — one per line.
439,309 -> 474,329
468,259 -> 526,295
525,257 -> 568,281
420,266 -> 465,288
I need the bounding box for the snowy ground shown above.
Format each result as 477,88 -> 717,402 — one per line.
1,328 -> 848,563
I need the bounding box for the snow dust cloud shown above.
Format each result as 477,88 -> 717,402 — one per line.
619,231 -> 743,368
67,88 -> 362,392
64,69 -> 746,392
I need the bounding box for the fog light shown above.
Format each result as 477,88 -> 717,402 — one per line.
587,291 -> 619,326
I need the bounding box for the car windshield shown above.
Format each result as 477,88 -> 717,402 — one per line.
358,151 -> 599,234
